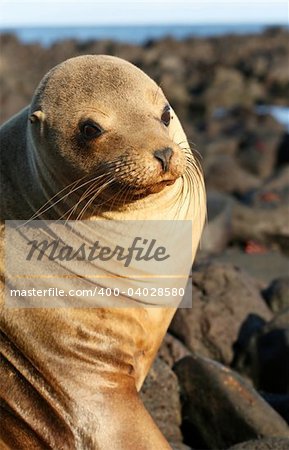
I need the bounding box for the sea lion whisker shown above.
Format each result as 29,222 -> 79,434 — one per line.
114,180 -> 135,209
99,175 -> 133,212
183,149 -> 203,177
75,178 -> 116,220
60,175 -> 116,222
62,181 -> 103,223
153,82 -> 163,105
171,177 -> 185,219
81,177 -> 123,213
185,158 -> 206,224
27,174 -> 90,221
77,174 -> 123,217
106,171 -> 141,210
107,184 -> 127,211
28,173 -> 112,221
178,139 -> 199,153
187,139 -> 199,148
29,158 -> 122,220
27,175 -> 96,221
68,173 -> 114,213
57,178 -> 114,224
186,161 -> 200,192
179,142 -> 203,164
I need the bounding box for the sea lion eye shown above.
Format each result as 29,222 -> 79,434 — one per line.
80,121 -> 103,139
161,106 -> 171,127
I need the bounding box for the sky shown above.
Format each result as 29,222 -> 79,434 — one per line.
0,0 -> 288,27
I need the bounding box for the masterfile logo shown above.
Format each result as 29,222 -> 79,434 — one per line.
5,220 -> 193,308
26,236 -> 170,267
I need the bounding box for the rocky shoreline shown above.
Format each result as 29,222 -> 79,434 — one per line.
1,27 -> 288,449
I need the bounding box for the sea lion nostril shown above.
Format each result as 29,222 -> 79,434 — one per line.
154,147 -> 173,172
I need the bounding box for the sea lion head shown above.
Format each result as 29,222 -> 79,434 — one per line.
28,55 -> 200,214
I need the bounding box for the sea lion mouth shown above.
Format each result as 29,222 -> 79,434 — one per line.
141,178 -> 176,194
112,178 -> 177,199
153,179 -> 176,190
158,179 -> 176,186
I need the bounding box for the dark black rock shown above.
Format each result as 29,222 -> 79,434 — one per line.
174,355 -> 289,449
232,313 -> 266,371
263,277 -> 289,313
201,191 -> 234,255
246,166 -> 289,210
232,202 -> 289,253
277,133 -> 289,167
237,129 -> 281,179
227,437 -> 289,450
158,333 -> 191,368
140,357 -> 183,447
233,309 -> 289,394
204,154 -> 260,195
254,310 -> 289,394
262,392 -> 289,424
169,263 -> 272,365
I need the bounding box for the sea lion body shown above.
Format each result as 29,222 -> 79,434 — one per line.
0,55 -> 206,449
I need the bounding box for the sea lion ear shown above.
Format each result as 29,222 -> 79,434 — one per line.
29,110 -> 45,124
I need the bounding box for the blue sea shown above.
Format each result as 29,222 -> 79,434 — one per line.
256,106 -> 289,132
0,24 -> 284,47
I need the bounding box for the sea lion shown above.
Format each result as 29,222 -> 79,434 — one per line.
0,55 -> 206,449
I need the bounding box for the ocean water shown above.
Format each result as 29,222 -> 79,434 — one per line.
256,105 -> 289,132
215,105 -> 289,132
0,24 -> 281,47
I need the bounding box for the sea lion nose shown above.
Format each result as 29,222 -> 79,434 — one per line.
154,147 -> 173,172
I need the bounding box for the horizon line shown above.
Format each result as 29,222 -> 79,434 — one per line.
1,22 -> 288,28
